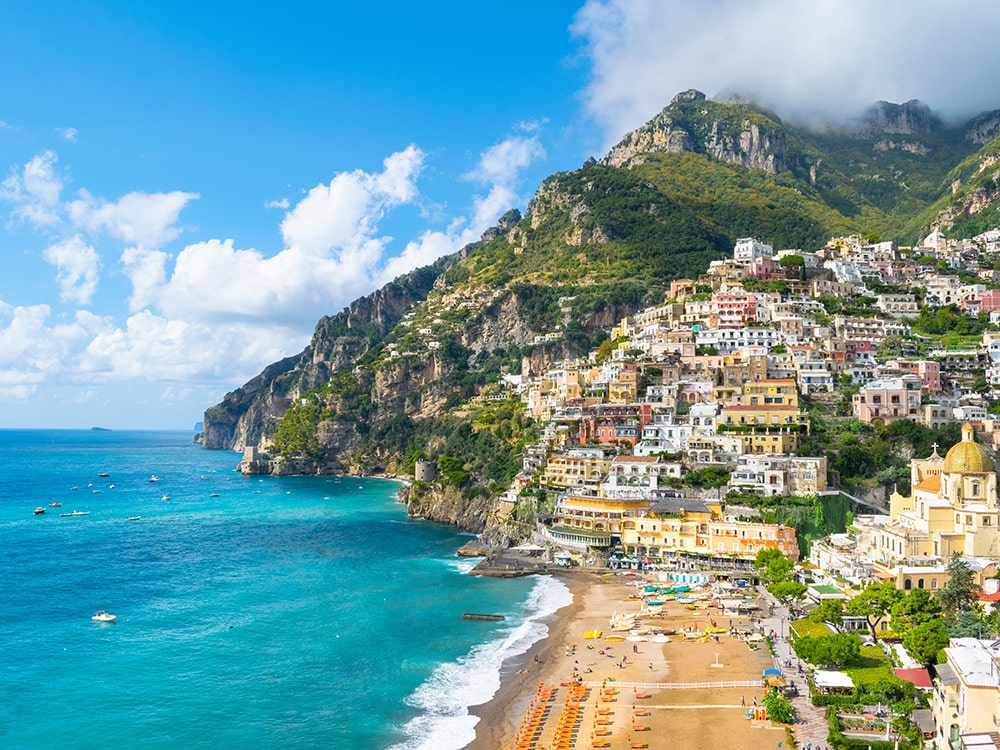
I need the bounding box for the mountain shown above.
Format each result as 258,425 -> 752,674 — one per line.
202,90 -> 1000,531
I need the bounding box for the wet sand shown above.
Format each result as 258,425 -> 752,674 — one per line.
467,572 -> 788,750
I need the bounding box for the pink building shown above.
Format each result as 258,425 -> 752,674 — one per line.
885,359 -> 942,393
852,375 -> 922,424
977,289 -> 1000,313
711,294 -> 759,328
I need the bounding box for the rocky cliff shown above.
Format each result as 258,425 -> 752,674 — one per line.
602,89 -> 789,174
202,258 -> 448,451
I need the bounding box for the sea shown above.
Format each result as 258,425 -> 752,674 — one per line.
0,429 -> 571,749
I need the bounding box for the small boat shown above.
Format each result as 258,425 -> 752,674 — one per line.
60,510 -> 90,517
209,493 -> 219,497
149,475 -> 160,483
462,613 -> 505,621
98,472 -> 110,478
161,495 -> 171,501
48,502 -> 62,507
92,610 -> 117,623
126,516 -> 141,521
34,507 -> 46,515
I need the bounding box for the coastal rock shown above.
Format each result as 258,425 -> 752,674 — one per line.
398,482 -> 490,533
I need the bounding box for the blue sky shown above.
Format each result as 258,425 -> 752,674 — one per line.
3,0 -> 999,430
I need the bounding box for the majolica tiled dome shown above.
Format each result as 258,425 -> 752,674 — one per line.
943,423 -> 993,473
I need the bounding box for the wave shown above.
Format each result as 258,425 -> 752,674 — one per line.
389,575 -> 573,750
444,557 -> 478,575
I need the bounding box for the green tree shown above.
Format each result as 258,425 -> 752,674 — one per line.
890,588 -> 941,634
768,580 -> 808,611
272,400 -> 324,462
760,554 -> 795,586
809,599 -> 844,627
950,608 -> 988,638
846,581 -> 905,637
762,689 -> 794,723
902,619 -> 951,665
792,633 -> 861,668
755,547 -> 785,569
938,553 -> 982,626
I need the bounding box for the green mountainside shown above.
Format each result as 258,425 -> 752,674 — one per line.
202,90 -> 1000,531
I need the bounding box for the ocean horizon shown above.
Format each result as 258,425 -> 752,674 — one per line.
0,429 -> 569,749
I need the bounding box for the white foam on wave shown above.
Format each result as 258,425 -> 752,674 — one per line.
444,557 -> 478,575
388,575 -> 573,750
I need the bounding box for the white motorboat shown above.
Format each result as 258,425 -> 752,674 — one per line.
92,610 -> 117,623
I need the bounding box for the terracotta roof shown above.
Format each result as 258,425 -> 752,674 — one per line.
893,668 -> 933,689
914,474 -> 942,493
978,591 -> 1000,602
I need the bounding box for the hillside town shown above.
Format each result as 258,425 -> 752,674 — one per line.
468,228 -> 1000,749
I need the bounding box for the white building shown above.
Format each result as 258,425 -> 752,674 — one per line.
733,237 -> 774,264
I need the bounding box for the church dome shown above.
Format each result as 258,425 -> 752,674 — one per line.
942,423 -> 993,473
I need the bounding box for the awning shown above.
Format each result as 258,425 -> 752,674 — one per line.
935,662 -> 959,687
813,670 -> 854,690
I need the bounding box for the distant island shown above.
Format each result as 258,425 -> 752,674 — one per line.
90,427 -> 112,432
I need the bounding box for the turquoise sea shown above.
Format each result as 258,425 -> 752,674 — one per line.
0,430 -> 570,749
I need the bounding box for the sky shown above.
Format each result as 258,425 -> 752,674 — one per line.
2,0 -> 999,430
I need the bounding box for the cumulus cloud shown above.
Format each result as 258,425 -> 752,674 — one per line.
265,197 -> 290,209
380,134 -> 544,283
0,303 -> 107,397
280,145 -> 423,256
67,189 -> 198,248
121,246 -> 168,311
42,236 -> 100,305
0,150 -> 64,227
0,134 -> 543,407
56,127 -> 79,142
79,310 -> 298,382
572,0 -> 1000,144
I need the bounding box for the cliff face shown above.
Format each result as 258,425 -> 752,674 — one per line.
602,89 -> 789,174
202,260 -> 446,451
398,483 -> 491,533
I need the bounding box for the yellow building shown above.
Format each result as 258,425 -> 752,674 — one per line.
542,450 -> 613,492
874,424 -> 1000,563
549,494 -> 649,549
620,497 -> 799,561
718,378 -> 809,454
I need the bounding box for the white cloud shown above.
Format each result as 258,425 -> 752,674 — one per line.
42,236 -> 100,305
67,189 -> 198,248
79,310 -> 301,382
0,135 -> 542,408
121,246 -> 168,311
0,304 -> 107,397
0,150 -> 64,227
380,135 -> 543,283
280,145 -> 423,256
466,135 -> 546,187
56,127 -> 79,142
380,219 -> 479,284
265,197 -> 290,209
572,0 -> 1000,144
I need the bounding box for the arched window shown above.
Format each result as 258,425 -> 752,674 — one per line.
931,579 -> 938,589
904,579 -> 912,590
918,579 -> 925,589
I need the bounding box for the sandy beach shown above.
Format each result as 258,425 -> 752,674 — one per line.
467,571 -> 788,750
